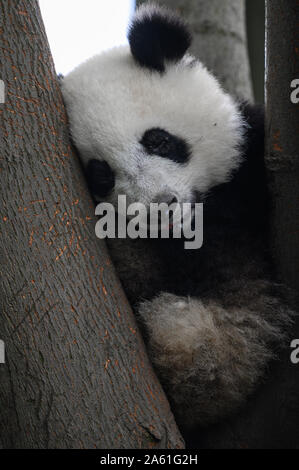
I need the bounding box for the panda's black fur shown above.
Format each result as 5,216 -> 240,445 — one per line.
128,3 -> 191,72
62,3 -> 295,436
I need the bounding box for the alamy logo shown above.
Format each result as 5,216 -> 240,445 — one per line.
95,195 -> 203,250
290,339 -> 299,364
0,340 -> 5,364
0,80 -> 5,104
290,79 -> 299,104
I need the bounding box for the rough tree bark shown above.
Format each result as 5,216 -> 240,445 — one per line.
137,0 -> 253,101
0,0 -> 184,449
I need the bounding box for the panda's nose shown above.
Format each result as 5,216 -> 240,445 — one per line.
153,192 -> 178,206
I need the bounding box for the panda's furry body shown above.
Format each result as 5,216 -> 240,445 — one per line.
61,4 -> 294,430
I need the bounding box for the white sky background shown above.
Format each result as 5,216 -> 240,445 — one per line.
39,0 -> 135,75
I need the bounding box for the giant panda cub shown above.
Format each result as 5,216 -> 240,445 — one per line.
61,4 -> 294,430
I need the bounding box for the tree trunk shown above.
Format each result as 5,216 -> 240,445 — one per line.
0,0 -> 184,449
265,0 -> 299,293
246,0 -> 265,103
137,0 -> 253,101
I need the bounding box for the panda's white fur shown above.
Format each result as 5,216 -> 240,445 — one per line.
61,3 -> 294,433
62,46 -> 243,207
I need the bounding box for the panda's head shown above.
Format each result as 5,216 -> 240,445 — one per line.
62,3 -> 244,208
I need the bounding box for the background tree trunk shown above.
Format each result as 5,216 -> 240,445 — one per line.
137,0 -> 253,101
246,0 -> 265,104
265,0 -> 299,293
0,0 -> 184,449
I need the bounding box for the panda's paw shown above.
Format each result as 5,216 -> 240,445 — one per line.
137,292 -> 218,370
137,292 -> 282,429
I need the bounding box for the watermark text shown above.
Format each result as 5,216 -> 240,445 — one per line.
95,195 -> 203,250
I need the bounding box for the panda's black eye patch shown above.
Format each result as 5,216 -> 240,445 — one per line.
85,159 -> 115,198
140,128 -> 190,164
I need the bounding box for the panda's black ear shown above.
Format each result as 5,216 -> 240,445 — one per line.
128,4 -> 191,72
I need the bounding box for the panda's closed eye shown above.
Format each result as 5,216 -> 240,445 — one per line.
140,128 -> 190,164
